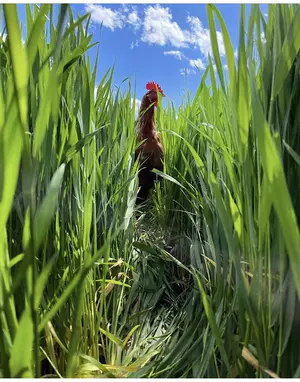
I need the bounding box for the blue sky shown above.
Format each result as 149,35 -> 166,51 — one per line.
14,3 -> 269,109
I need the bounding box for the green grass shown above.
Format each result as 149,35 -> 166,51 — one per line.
1,3 -> 300,378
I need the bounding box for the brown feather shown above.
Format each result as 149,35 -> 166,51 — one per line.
135,87 -> 164,204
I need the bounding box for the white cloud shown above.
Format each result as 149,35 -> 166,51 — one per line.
186,15 -> 225,57
140,6 -> 225,58
85,4 -> 142,32
85,4 -> 124,31
121,4 -> 130,13
234,49 -> 238,59
180,68 -> 196,76
94,86 -> 98,100
264,12 -> 268,18
128,10 -> 141,30
130,40 -> 139,49
141,5 -> 187,48
261,31 -> 266,44
223,64 -> 228,70
189,58 -> 205,70
85,4 -> 226,62
131,98 -> 142,119
163,50 -> 187,60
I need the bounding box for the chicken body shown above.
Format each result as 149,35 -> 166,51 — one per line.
135,84 -> 164,205
135,131 -> 164,204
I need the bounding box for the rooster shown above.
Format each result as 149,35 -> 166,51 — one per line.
135,81 -> 165,205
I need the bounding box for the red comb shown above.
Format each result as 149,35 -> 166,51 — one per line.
146,81 -> 164,95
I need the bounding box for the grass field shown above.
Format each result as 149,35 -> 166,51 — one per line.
1,3 -> 300,378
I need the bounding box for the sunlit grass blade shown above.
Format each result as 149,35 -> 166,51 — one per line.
249,63 -> 300,295
33,164 -> 65,252
207,4 -> 226,92
3,4 -> 28,133
9,308 -> 33,377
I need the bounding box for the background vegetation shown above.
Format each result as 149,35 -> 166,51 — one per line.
1,3 -> 300,378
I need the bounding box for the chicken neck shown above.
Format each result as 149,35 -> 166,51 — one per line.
137,105 -> 156,140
